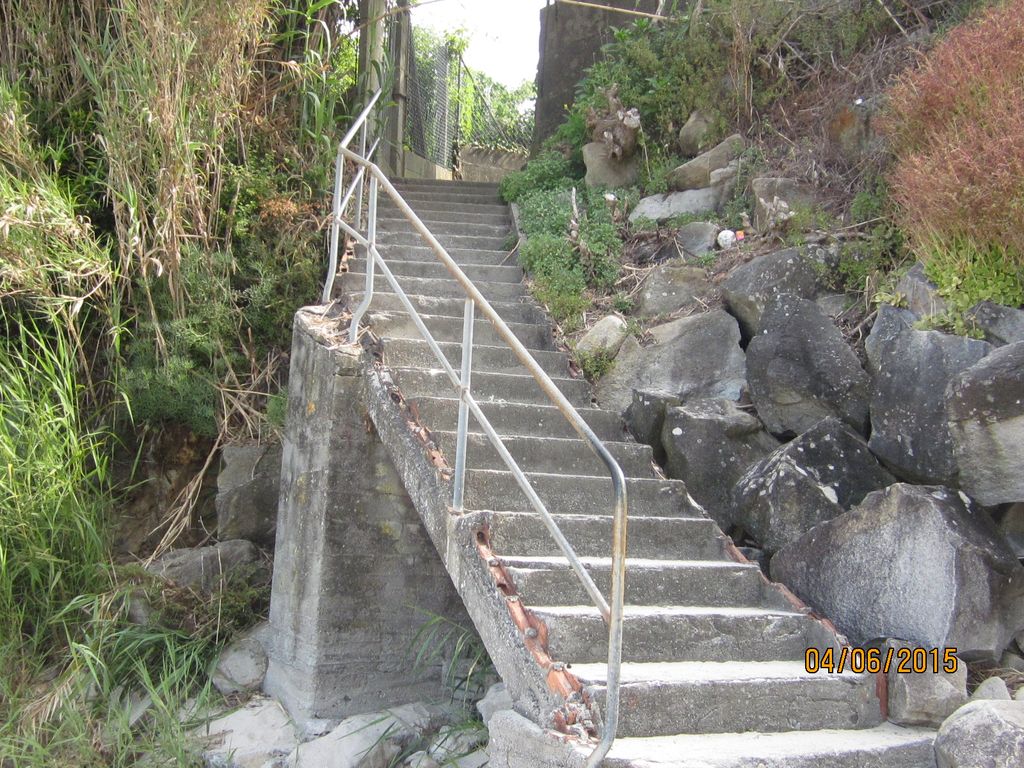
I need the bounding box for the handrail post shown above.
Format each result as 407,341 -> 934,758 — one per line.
349,175 -> 378,344
355,120 -> 369,231
321,145 -> 346,304
452,298 -> 474,511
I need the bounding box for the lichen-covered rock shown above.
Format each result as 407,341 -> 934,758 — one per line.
217,442 -> 283,547
629,188 -> 722,223
662,399 -> 778,530
721,247 -> 830,338
884,638 -> 967,728
866,306 -> 991,484
934,700 -> 1024,768
148,540 -> 262,595
733,418 -> 893,553
596,311 -> 746,415
947,342 -> 1024,505
677,110 -> 713,157
624,389 -> 682,463
746,295 -> 870,437
972,676 -> 1012,702
675,221 -> 719,257
635,262 -> 709,317
966,301 -> 1024,346
667,134 -> 744,191
750,177 -> 818,232
575,315 -> 628,356
772,484 -> 1024,659
896,263 -> 947,318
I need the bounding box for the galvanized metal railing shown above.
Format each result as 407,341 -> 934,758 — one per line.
323,92 -> 627,768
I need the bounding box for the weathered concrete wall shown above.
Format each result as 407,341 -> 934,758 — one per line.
264,307 -> 468,723
402,150 -> 453,180
534,0 -> 659,151
460,147 -> 528,183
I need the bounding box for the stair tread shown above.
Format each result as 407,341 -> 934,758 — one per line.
571,659 -> 867,684
600,723 -> 936,764
502,556 -> 756,570
533,605 -> 803,619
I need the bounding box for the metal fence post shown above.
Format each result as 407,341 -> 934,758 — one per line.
321,146 -> 346,304
349,175 -> 378,345
452,297 -> 474,511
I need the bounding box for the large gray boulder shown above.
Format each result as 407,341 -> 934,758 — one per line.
667,134 -> 744,191
662,399 -> 779,530
721,247 -> 831,338
212,623 -> 269,696
746,294 -> 871,437
596,311 -> 746,415
675,221 -> 719,257
148,539 -> 262,595
583,141 -> 639,188
217,442 -> 283,547
194,696 -> 299,768
947,342 -> 1024,505
934,700 -> 1024,768
772,484 -> 1024,659
866,305 -> 992,484
624,389 -> 681,464
733,418 -> 893,553
575,315 -> 628,356
750,177 -> 818,232
966,301 -> 1024,346
635,262 -> 709,317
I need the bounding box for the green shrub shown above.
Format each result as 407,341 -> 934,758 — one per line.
517,189 -> 573,237
500,151 -> 576,203
885,0 -> 1024,309
519,234 -> 588,325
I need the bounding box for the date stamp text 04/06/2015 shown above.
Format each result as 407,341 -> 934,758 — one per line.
804,646 -> 959,675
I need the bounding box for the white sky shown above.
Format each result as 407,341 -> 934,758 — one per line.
411,0 -> 549,87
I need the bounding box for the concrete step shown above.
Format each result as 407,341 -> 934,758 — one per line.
534,605 -> 838,663
378,216 -> 511,239
462,470 -> 697,518
391,367 -> 591,409
338,272 -> 528,302
504,557 -> 776,608
573,660 -> 883,737
394,180 -> 501,193
379,209 -> 511,227
433,432 -> 653,477
380,230 -> 510,251
349,256 -> 523,284
353,291 -> 545,325
380,198 -> 509,217
375,243 -> 517,267
598,724 -> 937,767
381,338 -> 571,378
408,396 -> 627,443
484,512 -> 727,560
368,311 -> 552,351
395,189 -> 503,205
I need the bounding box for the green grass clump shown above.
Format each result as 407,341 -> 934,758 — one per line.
574,349 -> 616,382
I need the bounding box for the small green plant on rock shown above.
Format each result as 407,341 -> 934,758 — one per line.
574,349 -> 616,382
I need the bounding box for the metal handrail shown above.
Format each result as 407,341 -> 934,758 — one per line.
323,93 -> 627,768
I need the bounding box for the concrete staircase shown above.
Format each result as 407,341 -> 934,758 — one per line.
336,179 -> 937,767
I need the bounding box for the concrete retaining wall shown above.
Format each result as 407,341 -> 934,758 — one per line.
460,147 -> 527,183
264,307 -> 468,722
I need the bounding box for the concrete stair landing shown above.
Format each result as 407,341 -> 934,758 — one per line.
338,179 -> 936,767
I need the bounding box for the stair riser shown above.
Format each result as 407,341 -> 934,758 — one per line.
540,613 -> 840,664
380,199 -> 509,216
393,368 -> 591,409
370,312 -> 553,350
378,218 -> 511,239
381,210 -> 511,227
351,291 -> 545,325
349,257 -> 523,284
509,565 -> 769,608
381,339 -> 570,378
593,677 -> 882,737
376,244 -> 517,266
338,272 -> 528,302
394,191 -> 504,205
381,230 -> 511,251
485,514 -> 726,560
409,398 -> 627,443
463,473 -> 696,518
434,433 -> 652,477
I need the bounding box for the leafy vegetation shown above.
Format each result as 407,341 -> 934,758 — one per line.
885,0 -> 1024,317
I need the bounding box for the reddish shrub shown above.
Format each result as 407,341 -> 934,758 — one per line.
884,0 -> 1024,267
